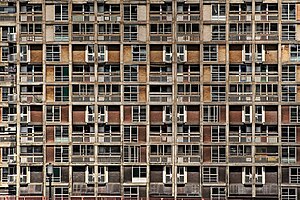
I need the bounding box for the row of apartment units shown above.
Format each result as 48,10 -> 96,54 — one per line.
0,0 -> 299,199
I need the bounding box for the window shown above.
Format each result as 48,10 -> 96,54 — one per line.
212,4 -> 226,20
150,145 -> 172,156
55,146 -> 69,162
163,166 -> 172,184
282,4 -> 296,20
150,24 -> 172,34
124,85 -> 138,102
99,24 -> 120,34
55,4 -> 68,20
55,126 -> 69,142
177,166 -> 187,184
255,105 -> 265,123
177,45 -> 187,62
46,45 -> 60,62
211,126 -> 226,142
20,45 -> 29,62
133,106 -> 146,122
204,45 -> 218,61
132,45 -> 146,61
53,167 -> 61,182
212,25 -> 226,40
203,106 -> 219,122
54,25 -> 68,41
178,145 -> 199,156
290,106 -> 300,123
73,24 -> 94,34
20,166 -> 29,184
211,187 -> 226,199
242,167 -> 252,184
282,126 -> 296,143
54,187 -> 68,198
163,106 -> 172,123
282,65 -> 296,82
255,167 -> 265,184
55,66 -> 69,81
86,45 -> 94,62
282,188 -> 297,200
72,3 -> 94,13
20,24 -> 42,34
282,85 -> 296,102
55,86 -> 69,102
242,44 -> 252,62
124,25 -> 137,41
124,146 -> 140,162
211,146 -> 226,162
177,23 -> 199,34
85,166 -> 94,183
212,86 -> 226,101
163,45 -> 172,62
282,25 -> 296,40
98,166 -> 107,183
132,166 -> 146,182
98,146 -> 121,156
124,126 -> 138,142
2,47 -> 8,62
98,45 -> 108,62
290,168 -> 300,183
124,5 -> 137,21
282,146 -> 296,163
230,145 -> 251,156
177,3 -> 199,13
203,167 -> 218,183
72,145 -> 94,156
124,65 -> 138,81
177,105 -> 187,123
211,65 -> 226,81
124,187 -> 139,199
46,106 -> 60,122
290,45 -> 300,62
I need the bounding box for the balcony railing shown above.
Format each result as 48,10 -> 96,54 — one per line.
72,133 -> 96,143
20,95 -> 43,103
255,155 -> 278,163
177,33 -> 200,42
229,184 -> 252,195
20,74 -> 43,83
149,73 -> 172,83
177,74 -> 200,83
72,74 -> 95,82
149,94 -> 172,102
72,93 -> 95,102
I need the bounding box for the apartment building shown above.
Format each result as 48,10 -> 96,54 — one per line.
0,0 -> 299,199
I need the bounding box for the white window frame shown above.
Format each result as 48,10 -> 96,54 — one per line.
203,167 -> 218,183
242,166 -> 252,184
54,146 -> 69,162
177,105 -> 187,123
242,44 -> 252,62
282,85 -> 296,102
282,146 -> 296,163
124,65 -> 138,82
203,105 -> 219,122
211,65 -> 226,81
282,24 -> 296,41
132,106 -> 146,122
282,188 -> 297,200
211,187 -> 226,199
124,126 -> 138,142
204,44 -> 218,61
163,45 -> 172,62
124,85 -> 138,102
132,166 -> 147,183
163,105 -> 172,123
20,45 -> 30,63
211,126 -> 226,142
55,4 -> 68,21
212,25 -> 226,40
211,4 -> 226,20
163,166 -> 172,184
124,5 -> 137,21
177,166 -> 187,184
282,4 -> 296,20
124,24 -> 138,41
85,45 -> 94,62
20,106 -> 30,123
46,106 -> 61,122
46,45 -> 60,62
255,105 -> 265,123
98,45 -> 108,62
177,45 -> 187,62
290,45 -> 300,62
282,126 -> 296,143
85,166 -> 95,183
20,166 -> 30,184
242,105 -> 252,123
282,65 -> 296,82
211,146 -> 226,163
132,45 -> 146,62
255,166 -> 265,184
211,85 -> 226,102
98,166 -> 108,184
98,106 -> 108,123
55,126 -> 69,143
124,187 -> 139,198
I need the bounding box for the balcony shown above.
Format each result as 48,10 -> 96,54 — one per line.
177,94 -> 200,103
72,155 -> 95,163
98,154 -> 121,164
150,14 -> 172,22
255,155 -> 278,163
229,75 -> 252,82
0,135 -> 16,143
20,133 -> 43,143
72,133 -> 96,143
256,184 -> 278,195
229,33 -> 252,41
229,94 -> 252,102
149,72 -> 172,83
229,184 -> 252,195
255,13 -> 278,21
19,184 -> 43,195
229,13 -> 251,21
72,74 -> 95,82
150,34 -> 172,42
72,93 -> 95,102
177,184 -> 200,197
98,183 -> 121,195
98,34 -> 120,42
0,75 -> 15,85
177,74 -> 200,83
98,93 -> 121,102
177,156 -> 201,163
20,156 -> 43,163
150,183 -> 172,196
177,33 -> 200,42
98,73 -> 120,82
20,95 -> 43,103
98,133 -> 121,143
72,183 -> 95,196
20,74 -> 43,83
255,31 -> 278,41
149,94 -> 172,102
150,155 -> 172,164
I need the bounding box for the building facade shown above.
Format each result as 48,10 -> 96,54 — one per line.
0,0 -> 299,199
